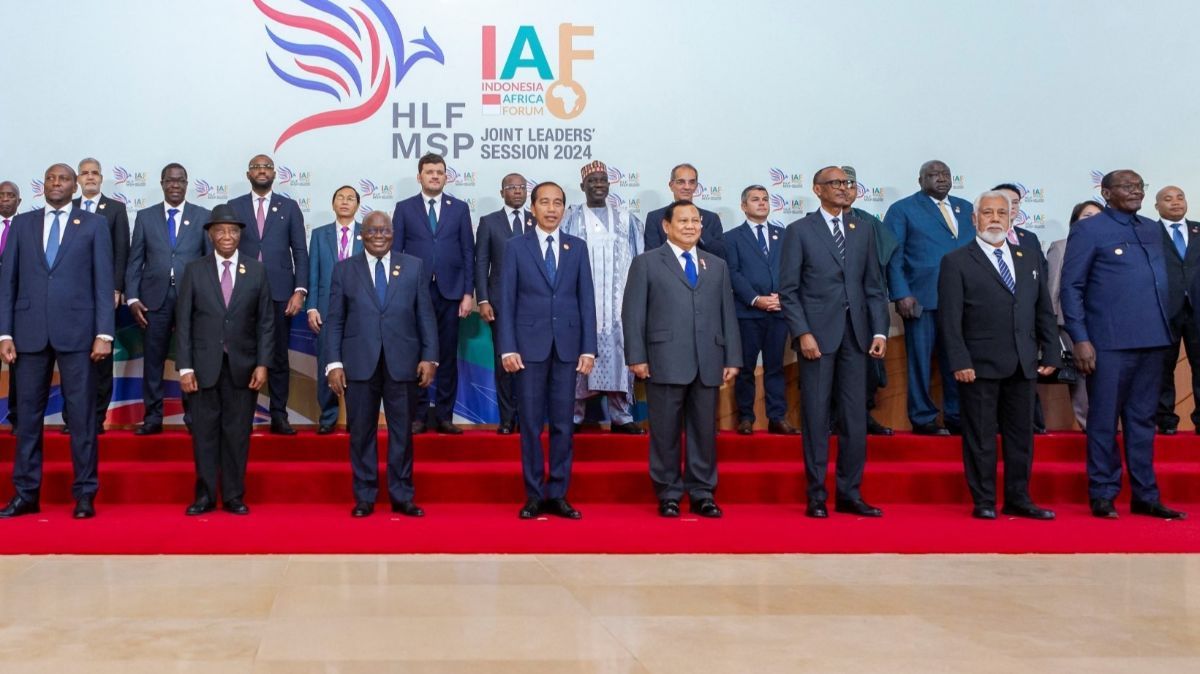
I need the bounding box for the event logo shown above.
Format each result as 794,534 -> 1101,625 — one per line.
193,180 -> 228,200
446,166 -> 476,186
1090,170 -> 1108,205
280,192 -> 311,212
254,0 -> 445,150
112,193 -> 148,210
607,166 -> 639,187
358,204 -> 375,218
278,165 -> 311,186
113,166 -> 146,187
481,24 -> 594,118
604,193 -> 639,213
952,175 -> 965,190
695,183 -> 722,201
358,179 -> 394,200
769,168 -> 803,189
462,197 -> 478,212
770,194 -> 804,214
1030,214 -> 1047,227
30,179 -> 43,198
1013,209 -> 1030,227
855,182 -> 885,202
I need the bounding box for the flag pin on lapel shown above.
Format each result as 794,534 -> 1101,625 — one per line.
699,258 -> 707,271
239,264 -> 247,274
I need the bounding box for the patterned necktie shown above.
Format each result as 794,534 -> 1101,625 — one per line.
544,235 -> 557,283
220,260 -> 233,306
756,224 -> 768,256
512,211 -> 522,238
84,199 -> 94,213
255,197 -> 266,261
831,217 -> 846,259
682,250 -> 698,287
938,201 -> 958,236
1172,223 -> 1187,258
339,227 -> 349,261
428,198 -> 438,233
0,219 -> 10,256
994,249 -> 1015,294
45,210 -> 63,265
167,208 -> 179,248
375,258 -> 388,306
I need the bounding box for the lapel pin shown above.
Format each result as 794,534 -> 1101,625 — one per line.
771,235 -> 778,240
73,218 -> 80,224
1033,269 -> 1038,279
99,203 -> 106,210
1115,248 -> 1124,255
563,243 -> 570,250
392,267 -> 400,277
1015,250 -> 1023,257
238,264 -> 247,274
183,220 -> 190,226
699,258 -> 707,271
954,206 -> 961,213
271,206 -> 278,213
848,223 -> 856,230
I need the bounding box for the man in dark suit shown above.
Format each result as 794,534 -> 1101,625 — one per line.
0,163 -> 114,519
725,185 -> 797,435
780,167 -> 889,518
325,211 -> 437,518
885,160 -> 974,435
65,158 -> 129,435
227,154 -> 309,435
305,185 -> 363,434
175,204 -> 274,516
644,164 -> 725,258
938,191 -> 1061,520
475,173 -> 534,435
1152,185 -> 1200,435
0,181 -> 20,432
391,152 -> 475,435
126,163 -> 212,435
1062,170 -> 1185,519
498,181 -> 597,520
623,200 -> 741,518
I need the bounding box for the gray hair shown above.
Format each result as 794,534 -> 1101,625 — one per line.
973,190 -> 1011,214
77,157 -> 102,172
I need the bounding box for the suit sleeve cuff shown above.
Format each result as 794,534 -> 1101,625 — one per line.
294,288 -> 307,295
126,298 -> 139,306
306,308 -> 318,314
325,362 -> 343,375
872,334 -> 886,340
96,335 -> 113,342
500,353 -> 517,359
478,300 -> 490,305
179,368 -> 194,376
0,336 -> 11,343
581,354 -> 595,359
749,296 -> 759,307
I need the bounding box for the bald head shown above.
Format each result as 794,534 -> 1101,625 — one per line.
1156,185 -> 1188,222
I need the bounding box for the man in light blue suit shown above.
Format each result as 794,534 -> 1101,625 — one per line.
305,185 -> 363,434
0,163 -> 114,519
390,152 -> 475,435
884,160 -> 973,435
126,163 -> 212,435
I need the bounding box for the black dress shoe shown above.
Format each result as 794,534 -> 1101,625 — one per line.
972,506 -> 997,520
186,499 -> 215,516
610,421 -> 645,435
391,500 -> 425,517
767,419 -> 801,435
222,499 -> 250,515
867,415 -> 894,436
73,495 -> 95,519
270,420 -> 297,436
351,502 -> 374,517
1033,425 -> 1048,435
543,498 -> 582,520
1090,498 -> 1119,519
497,422 -> 515,435
0,496 -> 40,518
412,419 -> 427,434
1001,502 -> 1055,520
1158,425 -> 1178,435
1131,500 -> 1187,519
519,498 -> 542,519
806,501 -> 829,518
134,423 -> 163,436
658,499 -> 680,518
736,419 -> 754,435
835,499 -> 883,517
943,420 -> 963,435
911,422 -> 950,436
690,498 -> 723,518
434,420 -> 462,435
317,424 -> 335,435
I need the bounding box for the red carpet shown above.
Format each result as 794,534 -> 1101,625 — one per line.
1,430 -> 1197,553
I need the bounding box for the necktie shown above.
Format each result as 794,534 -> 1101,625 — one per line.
45,210 -> 63,265
995,249 -> 1015,294
682,250 -> 698,287
339,227 -> 349,261
512,211 -> 522,238
544,235 -> 557,283
0,219 -> 10,256
375,258 -> 388,306
84,199 -> 94,213
167,208 -> 179,248
428,198 -> 438,233
938,201 -> 958,236
1172,223 -> 1187,259
220,260 -> 233,306
756,224 -> 768,256
255,197 -> 266,261
831,217 -> 846,260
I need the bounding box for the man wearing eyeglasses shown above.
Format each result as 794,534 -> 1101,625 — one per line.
1061,170 -> 1185,520
644,164 -> 726,259
475,173 -> 535,435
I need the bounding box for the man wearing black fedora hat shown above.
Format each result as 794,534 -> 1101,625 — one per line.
175,204 -> 274,516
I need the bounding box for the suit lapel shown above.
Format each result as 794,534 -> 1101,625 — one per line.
967,242 -> 1014,295
810,212 -> 845,267
658,244 -> 694,290
1011,244 -> 1037,301
351,254 -> 384,310
224,258 -> 251,313
919,195 -> 958,237
523,232 -> 554,288
383,258 -> 404,306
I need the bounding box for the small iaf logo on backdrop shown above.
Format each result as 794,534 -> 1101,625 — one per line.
769,168 -> 803,189
278,166 -> 311,187
193,180 -> 227,200
607,166 -> 639,188
446,166 -> 476,187
113,166 -> 146,187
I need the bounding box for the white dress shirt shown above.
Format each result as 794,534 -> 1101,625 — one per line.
666,239 -> 698,270
976,237 -> 1016,287
1162,219 -> 1189,249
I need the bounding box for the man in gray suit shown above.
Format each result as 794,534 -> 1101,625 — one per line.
623,200 -> 741,518
780,166 -> 889,519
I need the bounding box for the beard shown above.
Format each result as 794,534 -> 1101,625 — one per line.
977,228 -> 1007,246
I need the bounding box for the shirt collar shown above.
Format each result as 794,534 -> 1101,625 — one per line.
369,250 -> 390,265
535,224 -> 559,239
819,207 -> 845,226
976,237 -> 1010,257
216,249 -> 240,267
666,239 -> 696,259
421,191 -> 443,203
164,201 -> 186,216
253,191 -> 273,205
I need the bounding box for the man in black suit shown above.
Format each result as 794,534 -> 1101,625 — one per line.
64,158 -> 129,435
938,191 -> 1060,520
475,173 -> 533,434
643,164 -> 725,258
1153,185 -> 1200,435
0,181 -> 20,432
779,167 -> 889,519
325,211 -> 438,518
176,204 -> 274,516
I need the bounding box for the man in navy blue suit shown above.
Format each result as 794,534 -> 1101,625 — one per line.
725,185 -> 797,435
0,163 -> 114,519
644,163 -> 726,259
126,163 -> 212,435
227,154 -> 309,435
325,211 -> 438,518
475,173 -> 534,435
305,185 -> 363,434
884,160 -> 973,435
1151,185 -> 1200,435
391,152 -> 474,435
0,181 -> 21,432
1062,170 -> 1186,520
498,181 -> 597,520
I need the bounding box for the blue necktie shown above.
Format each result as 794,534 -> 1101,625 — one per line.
167,208 -> 179,248
1172,223 -> 1186,259
45,210 -> 63,266
682,250 -> 698,287
756,224 -> 768,256
428,198 -> 438,233
375,258 -> 387,306
544,235 -> 557,284
512,211 -> 522,238
84,199 -> 94,213
995,249 -> 1015,294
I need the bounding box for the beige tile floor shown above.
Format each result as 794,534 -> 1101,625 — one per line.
0,554 -> 1197,673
